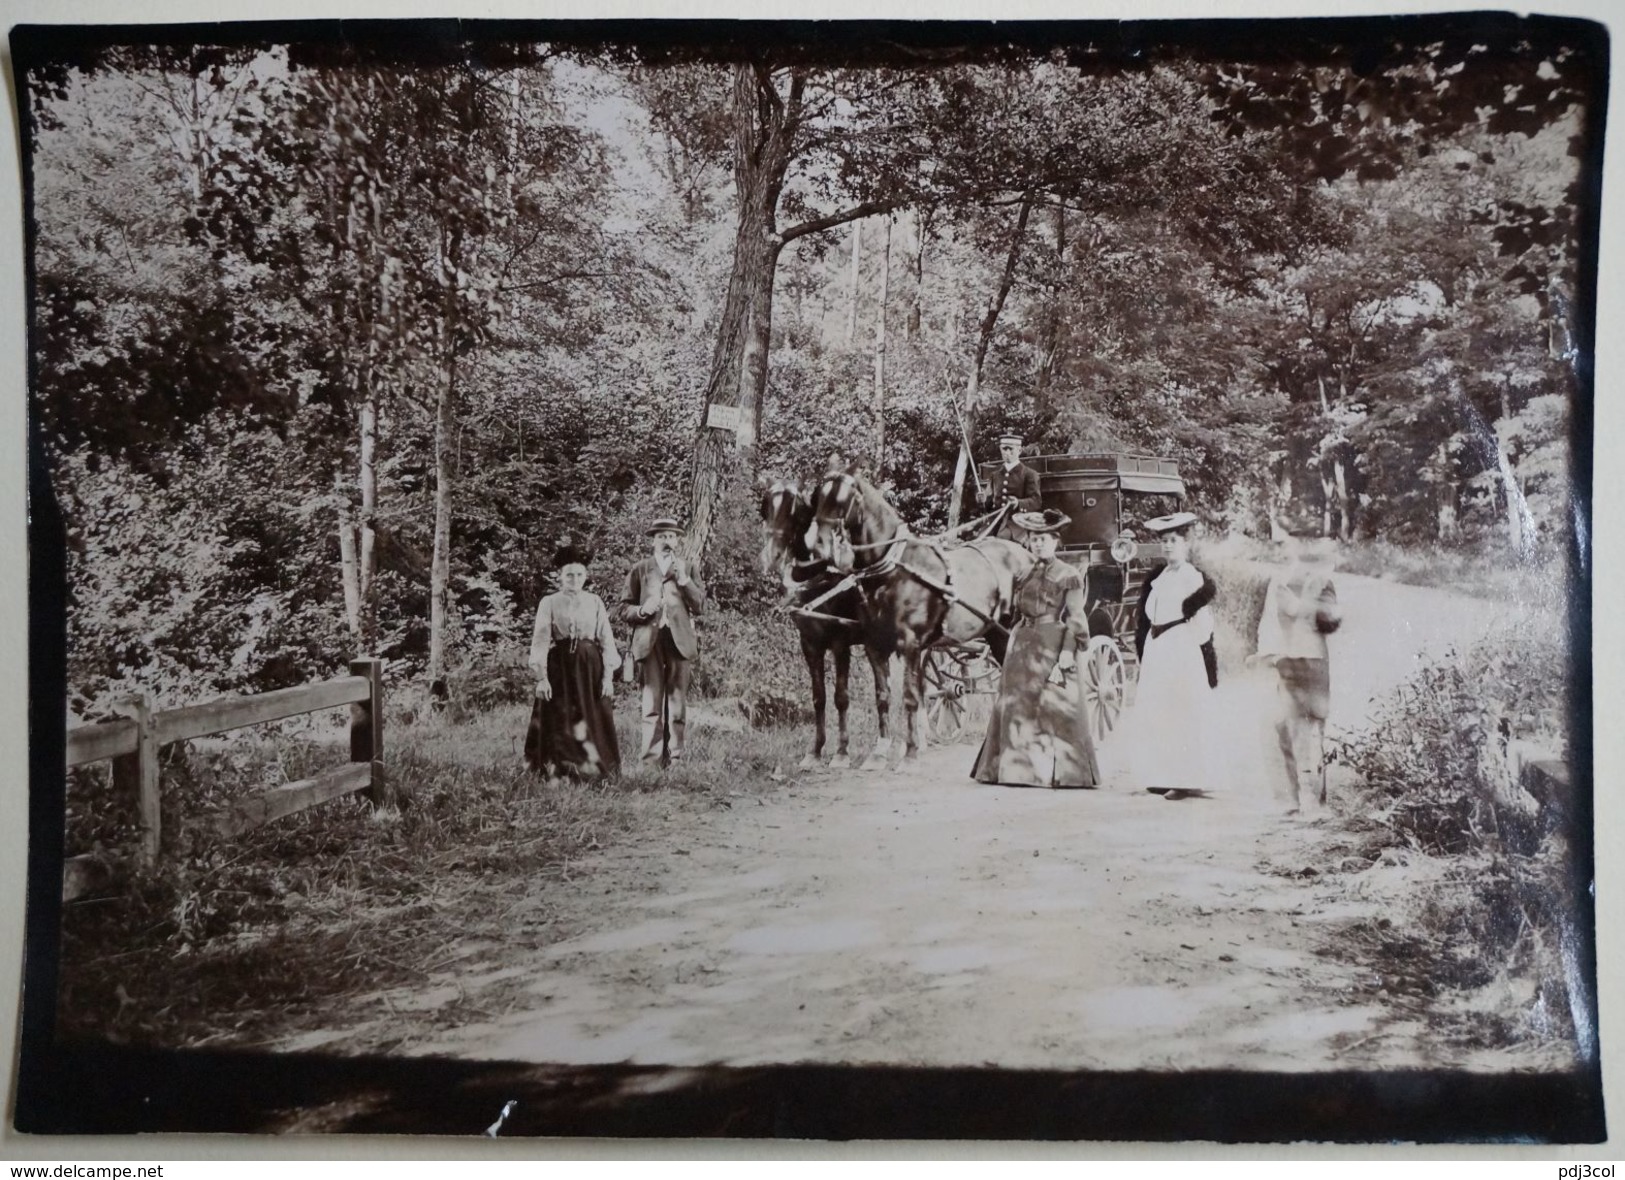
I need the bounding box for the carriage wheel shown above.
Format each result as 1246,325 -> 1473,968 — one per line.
1081,635 -> 1127,743
925,647 -> 999,744
924,650 -> 968,743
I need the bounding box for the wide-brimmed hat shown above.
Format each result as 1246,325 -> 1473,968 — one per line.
1143,511 -> 1199,535
1011,508 -> 1069,534
646,516 -> 685,537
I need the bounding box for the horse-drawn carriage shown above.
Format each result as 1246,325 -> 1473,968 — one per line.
925,453 -> 1188,743
763,450 -> 1187,768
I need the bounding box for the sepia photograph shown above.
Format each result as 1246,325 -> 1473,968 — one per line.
10,10 -> 1609,1142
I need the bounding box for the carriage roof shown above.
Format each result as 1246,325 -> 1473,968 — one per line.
1019,452 -> 1186,497
974,451 -> 1186,552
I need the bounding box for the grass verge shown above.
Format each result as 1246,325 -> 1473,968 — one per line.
56,701 -> 810,1051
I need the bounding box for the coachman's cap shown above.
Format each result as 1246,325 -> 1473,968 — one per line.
646,516 -> 685,536
997,431 -> 1023,446
1143,511 -> 1199,535
1011,508 -> 1069,534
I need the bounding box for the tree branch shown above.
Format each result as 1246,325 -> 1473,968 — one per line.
779,199 -> 901,246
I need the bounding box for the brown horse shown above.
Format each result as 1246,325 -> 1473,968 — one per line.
760,478 -> 895,769
804,466 -> 1034,763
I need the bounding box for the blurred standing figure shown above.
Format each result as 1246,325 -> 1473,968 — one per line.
972,509 -> 1100,788
1128,512 -> 1219,800
985,431 -> 1043,540
1254,535 -> 1341,812
525,544 -> 621,777
621,517 -> 705,765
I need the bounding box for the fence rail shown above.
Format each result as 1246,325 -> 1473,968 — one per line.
62,658 -> 386,902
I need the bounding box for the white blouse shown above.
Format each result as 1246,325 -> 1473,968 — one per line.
1142,561 -> 1215,641
528,591 -> 622,679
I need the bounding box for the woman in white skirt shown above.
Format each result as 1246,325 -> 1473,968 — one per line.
1125,512 -> 1219,800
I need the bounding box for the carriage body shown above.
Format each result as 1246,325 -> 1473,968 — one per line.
977,451 -> 1188,739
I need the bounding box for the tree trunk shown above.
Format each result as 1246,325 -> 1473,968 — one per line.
1333,451 -> 1352,541
1034,202 -> 1067,407
686,65 -> 901,562
357,387 -> 378,648
872,214 -> 891,476
685,65 -> 799,566
1269,461 -> 1291,540
337,473 -> 362,640
427,213 -> 466,699
1437,466 -> 1460,542
845,218 -> 862,347
1320,464 -> 1335,539
1494,381 -> 1530,556
947,195 -> 1034,529
428,346 -> 457,701
908,208 -> 924,339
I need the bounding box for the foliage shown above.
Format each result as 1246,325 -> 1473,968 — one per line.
57,426 -> 353,716
1330,626 -> 1567,856
24,28 -> 1592,739
1324,620 -> 1579,1053
688,606 -> 810,719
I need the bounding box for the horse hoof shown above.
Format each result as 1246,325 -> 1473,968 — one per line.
829,754 -> 852,770
861,754 -> 889,772
798,753 -> 819,771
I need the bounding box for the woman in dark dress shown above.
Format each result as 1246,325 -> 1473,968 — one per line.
524,545 -> 622,777
972,509 -> 1100,789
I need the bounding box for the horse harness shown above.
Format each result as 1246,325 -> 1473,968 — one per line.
811,474 -> 1013,637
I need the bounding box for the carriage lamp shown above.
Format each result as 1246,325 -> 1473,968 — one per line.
1110,533 -> 1138,564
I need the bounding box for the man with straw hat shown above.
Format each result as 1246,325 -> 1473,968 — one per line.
620,516 -> 706,766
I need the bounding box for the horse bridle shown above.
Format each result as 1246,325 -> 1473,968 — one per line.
810,472 -> 857,532
812,473 -> 911,569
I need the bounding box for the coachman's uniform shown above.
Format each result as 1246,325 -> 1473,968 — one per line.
986,462 -> 1043,539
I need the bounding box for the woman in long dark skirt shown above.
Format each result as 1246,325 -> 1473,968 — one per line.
972,509 -> 1100,788
525,545 -> 622,777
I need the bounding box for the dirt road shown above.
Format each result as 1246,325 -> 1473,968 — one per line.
337,571 -> 1558,1074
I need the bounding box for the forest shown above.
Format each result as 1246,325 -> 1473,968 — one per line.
23,20 -> 1595,716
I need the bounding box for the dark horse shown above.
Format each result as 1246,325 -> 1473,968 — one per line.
760,477 -> 896,770
804,466 -> 1034,763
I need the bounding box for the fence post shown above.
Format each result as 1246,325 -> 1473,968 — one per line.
111,693 -> 160,868
350,657 -> 389,807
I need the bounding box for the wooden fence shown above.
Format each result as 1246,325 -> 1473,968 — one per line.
62,658 -> 387,902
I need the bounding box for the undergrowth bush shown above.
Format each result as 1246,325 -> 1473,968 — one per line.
689,606 -> 817,726
1331,625 -> 1568,856
1327,624 -> 1580,1051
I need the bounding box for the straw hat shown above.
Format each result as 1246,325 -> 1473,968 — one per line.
1143,511 -> 1198,535
1011,508 -> 1069,534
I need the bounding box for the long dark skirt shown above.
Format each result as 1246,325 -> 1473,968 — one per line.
524,641 -> 621,777
972,621 -> 1099,788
